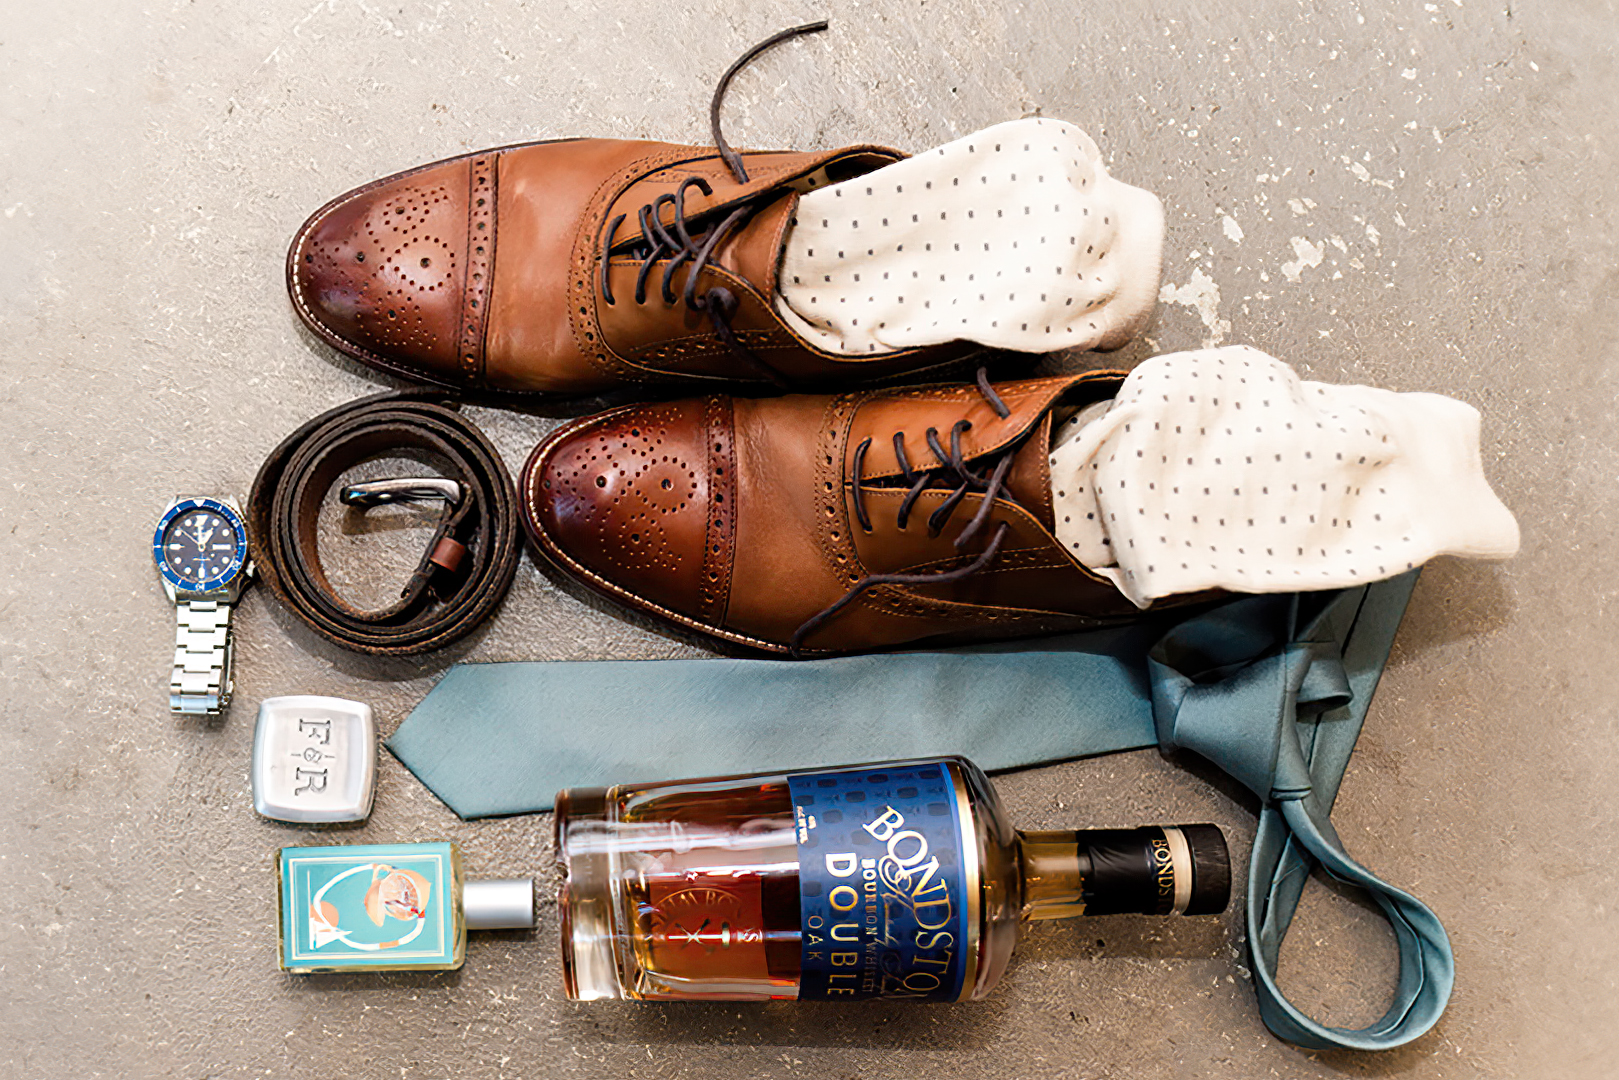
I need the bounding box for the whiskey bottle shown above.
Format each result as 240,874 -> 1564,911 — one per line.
554,756 -> 1228,1002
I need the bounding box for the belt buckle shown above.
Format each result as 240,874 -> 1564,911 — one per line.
340,477 -> 464,508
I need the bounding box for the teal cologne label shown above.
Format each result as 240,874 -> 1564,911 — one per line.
278,842 -> 462,972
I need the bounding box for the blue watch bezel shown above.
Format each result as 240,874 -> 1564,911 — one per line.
153,497 -> 248,594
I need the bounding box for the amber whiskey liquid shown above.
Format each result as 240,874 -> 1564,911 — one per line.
555,757 -> 1228,1002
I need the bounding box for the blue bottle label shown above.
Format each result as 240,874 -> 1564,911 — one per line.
788,761 -> 971,1001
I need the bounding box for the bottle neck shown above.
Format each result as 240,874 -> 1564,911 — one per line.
1017,825 -> 1229,920
1017,830 -> 1091,921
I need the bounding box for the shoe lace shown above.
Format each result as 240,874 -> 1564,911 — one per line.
790,369 -> 1019,656
596,21 -> 829,390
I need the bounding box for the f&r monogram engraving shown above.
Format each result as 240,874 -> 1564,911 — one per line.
291,715 -> 336,796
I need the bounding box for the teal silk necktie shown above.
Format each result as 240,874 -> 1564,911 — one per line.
388,572 -> 1451,1052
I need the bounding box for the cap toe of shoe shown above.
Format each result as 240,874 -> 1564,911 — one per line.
287,157 -> 475,384
523,399 -> 730,629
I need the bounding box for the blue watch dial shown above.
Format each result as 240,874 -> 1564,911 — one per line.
163,509 -> 237,585
153,499 -> 246,592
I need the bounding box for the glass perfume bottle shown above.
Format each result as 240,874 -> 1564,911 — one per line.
277,842 -> 534,973
555,756 -> 1229,1002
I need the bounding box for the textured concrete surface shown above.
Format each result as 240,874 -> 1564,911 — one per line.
2,1 -> 1616,1076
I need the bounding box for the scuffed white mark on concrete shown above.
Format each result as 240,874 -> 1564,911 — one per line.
1222,215 -> 1244,244
262,0 -> 340,67
1158,268 -> 1231,346
1288,199 -> 1308,216
1281,237 -> 1325,282
1401,68 -> 1418,79
1329,235 -> 1348,253
356,0 -> 409,37
1346,158 -> 1397,190
1395,211 -> 1409,228
1365,222 -> 1381,246
43,922 -> 64,937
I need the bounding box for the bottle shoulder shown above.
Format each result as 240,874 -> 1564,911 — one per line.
946,757 -> 1017,841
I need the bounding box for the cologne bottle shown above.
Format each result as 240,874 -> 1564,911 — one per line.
554,756 -> 1229,1002
277,842 -> 534,973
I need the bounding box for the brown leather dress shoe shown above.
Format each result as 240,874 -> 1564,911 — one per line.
287,25 -> 973,400
520,371 -> 1198,656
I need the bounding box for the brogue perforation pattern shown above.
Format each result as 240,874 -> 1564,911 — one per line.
543,409 -> 702,579
299,178 -> 463,359
699,396 -> 737,622
458,154 -> 496,380
813,393 -> 864,587
632,329 -> 799,365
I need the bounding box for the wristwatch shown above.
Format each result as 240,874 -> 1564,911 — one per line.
152,496 -> 253,716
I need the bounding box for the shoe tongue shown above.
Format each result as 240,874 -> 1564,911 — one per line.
997,409 -> 1057,531
712,192 -> 795,295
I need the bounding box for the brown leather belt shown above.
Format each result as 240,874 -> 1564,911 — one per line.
248,392 -> 521,655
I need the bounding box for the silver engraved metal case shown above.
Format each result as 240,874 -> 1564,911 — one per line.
252,696 -> 377,823
152,496 -> 252,716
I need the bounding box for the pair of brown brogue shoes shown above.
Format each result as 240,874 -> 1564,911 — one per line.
286,25 -> 1183,656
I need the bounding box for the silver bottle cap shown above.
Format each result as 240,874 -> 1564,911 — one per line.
251,696 -> 376,823
463,878 -> 535,930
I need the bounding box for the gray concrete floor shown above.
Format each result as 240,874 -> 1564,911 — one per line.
3,0 -> 1616,1076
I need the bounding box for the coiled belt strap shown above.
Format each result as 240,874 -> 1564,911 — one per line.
248,392 -> 520,655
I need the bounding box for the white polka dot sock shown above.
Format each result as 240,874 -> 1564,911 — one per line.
773,118 -> 1164,355
1048,345 -> 1521,607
